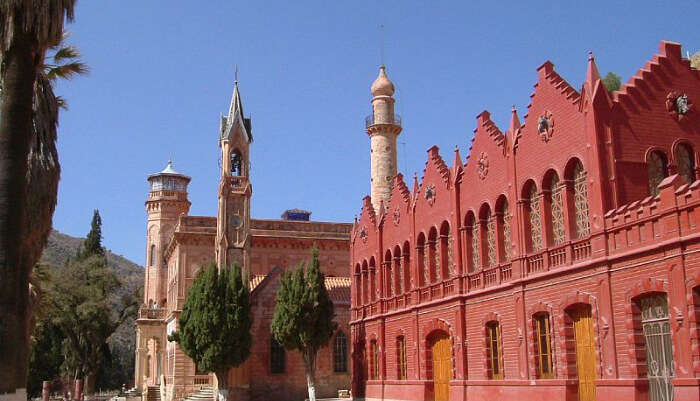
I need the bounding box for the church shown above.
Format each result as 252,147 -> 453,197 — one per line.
134,79 -> 352,401
350,40 -> 700,401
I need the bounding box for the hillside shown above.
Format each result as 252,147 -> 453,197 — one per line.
40,230 -> 144,388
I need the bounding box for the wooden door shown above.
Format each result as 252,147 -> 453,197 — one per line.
431,333 -> 451,401
641,294 -> 674,401
572,305 -> 596,401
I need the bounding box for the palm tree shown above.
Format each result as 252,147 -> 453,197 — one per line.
0,1 -> 76,393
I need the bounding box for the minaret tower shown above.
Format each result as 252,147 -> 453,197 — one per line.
366,65 -> 402,212
216,77 -> 252,281
145,161 -> 191,307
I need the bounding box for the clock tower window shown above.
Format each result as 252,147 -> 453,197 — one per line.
231,150 -> 243,176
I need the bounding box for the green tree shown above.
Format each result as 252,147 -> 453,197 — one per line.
602,71 -> 621,92
271,248 -> 336,401
76,210 -> 104,260
0,2 -> 76,392
169,263 -> 252,401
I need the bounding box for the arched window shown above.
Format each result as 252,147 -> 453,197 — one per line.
534,313 -> 553,379
465,213 -> 480,272
369,340 -> 379,380
486,322 -> 503,379
647,150 -> 669,196
547,173 -> 565,245
333,331 -> 348,373
149,244 -> 156,267
484,207 -> 496,267
393,246 -> 402,295
369,257 -> 377,301
354,264 -> 361,307
402,241 -> 411,291
498,198 -> 511,262
428,227 -> 438,283
396,336 -> 407,380
526,184 -> 543,252
417,233 -> 426,287
439,221 -> 452,279
572,161 -> 590,238
675,143 -> 696,185
384,250 -> 393,298
362,261 -> 368,305
230,149 -> 243,176
270,337 -> 285,374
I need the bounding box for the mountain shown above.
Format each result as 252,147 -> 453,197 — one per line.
40,229 -> 144,389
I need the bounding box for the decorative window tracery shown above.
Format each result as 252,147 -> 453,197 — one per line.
573,163 -> 590,238
423,245 -> 430,285
447,232 -> 454,277
471,223 -> 480,270
528,186 -> 543,252
648,151 -> 669,196
502,201 -> 511,262
486,211 -> 496,267
549,176 -> 565,245
675,143 -> 695,185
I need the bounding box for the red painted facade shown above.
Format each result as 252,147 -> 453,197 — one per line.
349,41 -> 700,401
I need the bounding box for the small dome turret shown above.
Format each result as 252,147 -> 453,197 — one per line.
370,65 -> 395,97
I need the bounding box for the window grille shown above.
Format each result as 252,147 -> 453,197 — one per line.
535,314 -> 554,379
502,201 -> 511,261
528,186 -> 543,251
573,163 -> 590,238
270,337 -> 285,374
386,262 -> 393,297
432,240 -> 440,282
550,176 -> 566,245
395,258 -> 402,295
397,336 -> 407,380
333,332 -> 348,373
640,294 -> 674,401
487,322 -> 503,379
471,223 -> 480,270
423,246 -> 430,285
447,232 -> 454,277
370,340 -> 379,380
648,151 -> 669,196
486,211 -> 497,267
675,144 -> 695,185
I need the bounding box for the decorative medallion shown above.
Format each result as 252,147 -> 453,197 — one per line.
537,110 -> 554,142
477,152 -> 489,180
360,226 -> 368,243
666,91 -> 693,121
424,184 -> 436,206
393,207 -> 401,226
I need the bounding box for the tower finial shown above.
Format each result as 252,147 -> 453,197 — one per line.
234,65 -> 238,84
380,24 -> 385,67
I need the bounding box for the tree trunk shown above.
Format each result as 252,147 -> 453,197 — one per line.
304,351 -> 317,401
215,370 -> 229,401
0,21 -> 40,393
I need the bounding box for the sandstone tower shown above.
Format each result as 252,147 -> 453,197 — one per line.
216,79 -> 252,280
366,65 -> 402,211
144,161 -> 191,306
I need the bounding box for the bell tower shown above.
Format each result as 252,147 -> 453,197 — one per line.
216,78 -> 252,280
366,65 -> 402,212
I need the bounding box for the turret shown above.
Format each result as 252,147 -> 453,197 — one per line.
144,160 -> 191,306
366,65 -> 402,212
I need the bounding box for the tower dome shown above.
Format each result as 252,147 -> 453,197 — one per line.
370,65 -> 395,97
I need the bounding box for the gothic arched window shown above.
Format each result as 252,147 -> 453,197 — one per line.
527,184 -> 542,252
417,233 -> 427,286
647,150 -> 669,196
149,244 -> 156,267
485,209 -> 496,267
547,173 -> 565,245
439,221 -> 452,279
396,336 -> 407,380
471,216 -> 480,271
486,321 -> 503,379
428,227 -> 438,283
675,143 -> 695,185
230,149 -> 242,176
572,161 -> 590,238
333,331 -> 348,373
499,199 -> 511,262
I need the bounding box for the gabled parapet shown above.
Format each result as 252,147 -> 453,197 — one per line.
423,145 -> 451,186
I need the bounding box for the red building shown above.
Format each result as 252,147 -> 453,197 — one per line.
350,41 -> 700,401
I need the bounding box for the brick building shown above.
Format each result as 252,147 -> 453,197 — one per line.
350,41 -> 700,401
134,79 -> 352,401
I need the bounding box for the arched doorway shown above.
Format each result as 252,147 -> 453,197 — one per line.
428,331 -> 451,401
569,304 -> 596,401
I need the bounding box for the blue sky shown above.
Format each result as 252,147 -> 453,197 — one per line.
53,1 -> 698,265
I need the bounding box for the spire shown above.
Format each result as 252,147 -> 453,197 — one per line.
586,51 -> 601,86
222,72 -> 252,143
453,145 -> 463,168
228,81 -> 244,123
412,172 -> 419,196
508,105 -> 521,133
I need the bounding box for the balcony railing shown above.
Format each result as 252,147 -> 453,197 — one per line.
365,114 -> 402,128
138,306 -> 166,320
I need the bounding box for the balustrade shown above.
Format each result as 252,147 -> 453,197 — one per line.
548,245 -> 567,267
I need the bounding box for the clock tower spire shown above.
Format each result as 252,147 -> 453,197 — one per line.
216,77 -> 252,281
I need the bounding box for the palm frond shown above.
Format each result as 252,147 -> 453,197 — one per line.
46,62 -> 88,82
52,45 -> 82,63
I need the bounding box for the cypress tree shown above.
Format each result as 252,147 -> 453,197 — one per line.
76,209 -> 104,260
169,263 -> 251,401
271,247 -> 336,401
